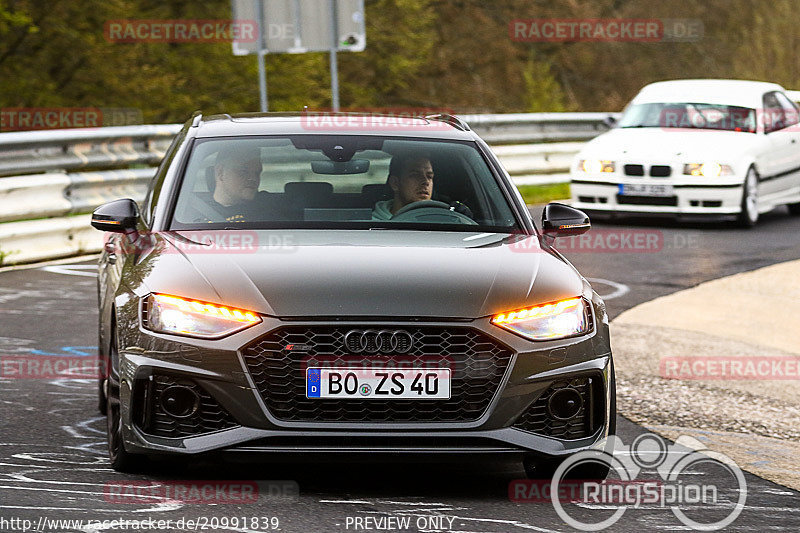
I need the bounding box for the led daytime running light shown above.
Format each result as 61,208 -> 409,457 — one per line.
492,297 -> 582,325
151,294 -> 259,324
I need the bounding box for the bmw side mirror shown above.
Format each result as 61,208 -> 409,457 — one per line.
91,199 -> 140,233
541,203 -> 591,239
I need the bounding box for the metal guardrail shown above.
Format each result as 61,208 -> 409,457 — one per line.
0,113 -> 616,265
465,112 -> 616,144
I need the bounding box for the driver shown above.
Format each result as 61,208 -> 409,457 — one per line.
372,153 -> 434,220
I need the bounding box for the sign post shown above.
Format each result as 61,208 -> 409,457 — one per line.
256,0 -> 268,111
328,0 -> 340,111
232,0 -> 365,112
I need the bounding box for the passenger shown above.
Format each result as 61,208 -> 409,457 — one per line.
372,153 -> 434,220
190,148 -> 268,223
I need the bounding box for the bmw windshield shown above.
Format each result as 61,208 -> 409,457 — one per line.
169,136 -> 521,233
618,102 -> 757,132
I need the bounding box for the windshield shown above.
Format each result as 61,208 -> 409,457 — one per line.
169,136 -> 520,232
618,102 -> 757,133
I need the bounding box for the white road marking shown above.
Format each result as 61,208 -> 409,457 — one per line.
320,499 -> 372,504
40,264 -> 97,277
586,277 -> 630,300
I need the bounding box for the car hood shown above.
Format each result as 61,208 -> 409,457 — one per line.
136,230 -> 583,319
580,127 -> 756,162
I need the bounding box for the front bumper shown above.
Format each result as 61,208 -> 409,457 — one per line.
116,300 -> 613,461
570,176 -> 744,216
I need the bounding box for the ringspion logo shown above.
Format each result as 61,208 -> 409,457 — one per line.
510,433 -> 746,530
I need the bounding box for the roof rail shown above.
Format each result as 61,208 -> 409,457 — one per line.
424,113 -> 470,131
191,111 -> 203,127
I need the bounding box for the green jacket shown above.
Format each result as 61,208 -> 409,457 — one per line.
371,199 -> 394,221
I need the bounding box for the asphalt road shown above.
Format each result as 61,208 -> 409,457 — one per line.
1,206 -> 799,532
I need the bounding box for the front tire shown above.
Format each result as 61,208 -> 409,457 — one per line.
737,167 -> 759,227
98,331 -> 108,415
106,326 -> 147,473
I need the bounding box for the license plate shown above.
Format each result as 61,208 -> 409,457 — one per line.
619,183 -> 674,196
306,367 -> 451,399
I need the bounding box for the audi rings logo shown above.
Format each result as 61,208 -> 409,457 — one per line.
344,330 -> 413,354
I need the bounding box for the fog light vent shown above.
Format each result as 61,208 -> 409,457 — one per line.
512,374 -> 604,440
133,374 -> 238,438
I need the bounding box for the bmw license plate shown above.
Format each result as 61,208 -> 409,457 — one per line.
306,367 -> 451,399
619,183 -> 674,196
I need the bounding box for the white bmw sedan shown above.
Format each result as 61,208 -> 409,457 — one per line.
570,79 -> 800,226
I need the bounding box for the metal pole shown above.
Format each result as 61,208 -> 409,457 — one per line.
329,0 -> 340,112
292,0 -> 302,51
256,0 -> 268,112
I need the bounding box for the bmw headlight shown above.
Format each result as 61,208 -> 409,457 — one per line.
491,297 -> 591,341
143,293 -> 261,338
683,163 -> 733,177
579,159 -> 615,174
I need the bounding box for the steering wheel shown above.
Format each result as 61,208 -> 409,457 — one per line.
391,200 -> 477,224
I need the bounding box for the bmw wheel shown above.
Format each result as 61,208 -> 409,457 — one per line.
737,167 -> 759,227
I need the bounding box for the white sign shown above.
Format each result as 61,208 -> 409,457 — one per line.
232,0 -> 366,55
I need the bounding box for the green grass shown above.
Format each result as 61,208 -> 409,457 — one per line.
516,182 -> 571,205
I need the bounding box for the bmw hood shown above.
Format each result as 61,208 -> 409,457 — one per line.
138,230 -> 584,319
579,127 -> 756,162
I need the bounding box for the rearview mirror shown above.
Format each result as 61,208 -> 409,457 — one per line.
541,203 -> 591,238
311,159 -> 370,174
91,199 -> 139,232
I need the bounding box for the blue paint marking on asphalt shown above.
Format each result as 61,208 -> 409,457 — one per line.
28,346 -> 96,357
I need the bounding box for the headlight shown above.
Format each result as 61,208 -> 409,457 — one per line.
143,293 -> 261,338
683,163 -> 733,177
491,297 -> 591,341
580,159 -> 615,173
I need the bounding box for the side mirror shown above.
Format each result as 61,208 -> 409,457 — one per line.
603,115 -> 618,128
91,199 -> 139,233
542,203 -> 591,239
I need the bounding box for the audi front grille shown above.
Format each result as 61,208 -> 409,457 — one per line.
241,326 -> 514,422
